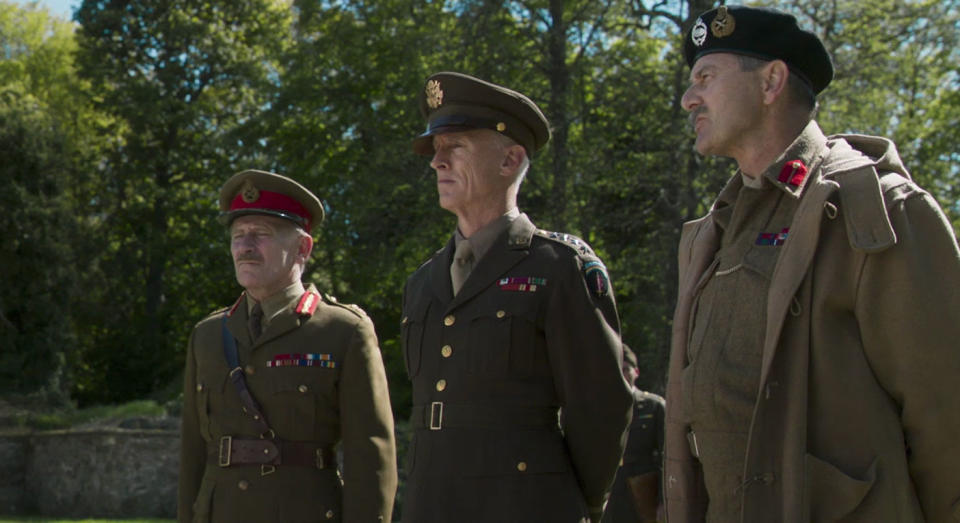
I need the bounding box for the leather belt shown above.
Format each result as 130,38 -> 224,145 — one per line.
210,437 -> 335,474
410,402 -> 560,431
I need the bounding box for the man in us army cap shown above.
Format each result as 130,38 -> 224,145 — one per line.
664,5 -> 960,522
178,170 -> 397,522
400,72 -> 633,522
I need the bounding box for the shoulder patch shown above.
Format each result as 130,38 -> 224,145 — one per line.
535,229 -> 611,297
583,260 -> 610,297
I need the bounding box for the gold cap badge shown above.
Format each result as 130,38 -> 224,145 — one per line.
711,6 -> 736,38
241,180 -> 260,203
496,122 -> 506,132
425,79 -> 444,109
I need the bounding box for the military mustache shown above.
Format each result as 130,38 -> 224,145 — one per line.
235,254 -> 263,263
689,108 -> 706,128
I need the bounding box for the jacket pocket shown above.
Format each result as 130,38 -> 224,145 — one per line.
195,383 -> 212,441
267,380 -> 318,440
401,297 -> 430,378
466,299 -> 541,377
805,453 -> 877,521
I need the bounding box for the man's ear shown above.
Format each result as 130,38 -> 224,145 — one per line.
761,59 -> 790,105
500,144 -> 526,178
298,233 -> 314,262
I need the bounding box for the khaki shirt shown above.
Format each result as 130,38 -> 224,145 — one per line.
682,128 -> 817,521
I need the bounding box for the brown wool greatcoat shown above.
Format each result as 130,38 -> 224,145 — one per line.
400,213 -> 633,523
178,285 -> 397,522
664,123 -> 960,522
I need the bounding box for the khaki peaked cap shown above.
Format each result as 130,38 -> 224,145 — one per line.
219,170 -> 324,233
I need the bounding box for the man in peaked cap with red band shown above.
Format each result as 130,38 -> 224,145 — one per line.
400,72 -> 632,522
664,5 -> 960,522
178,170 -> 397,522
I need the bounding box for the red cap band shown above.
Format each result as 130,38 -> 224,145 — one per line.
229,190 -> 313,230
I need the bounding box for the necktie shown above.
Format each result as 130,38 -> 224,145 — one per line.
450,240 -> 474,296
249,302 -> 263,340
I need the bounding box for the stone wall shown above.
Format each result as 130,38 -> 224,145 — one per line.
1,427 -> 178,518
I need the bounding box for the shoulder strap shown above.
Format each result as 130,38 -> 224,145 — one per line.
221,313 -> 274,437
837,164 -> 897,253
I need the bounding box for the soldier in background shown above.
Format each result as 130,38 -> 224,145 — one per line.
603,345 -> 665,523
400,72 -> 633,523
178,170 -> 397,522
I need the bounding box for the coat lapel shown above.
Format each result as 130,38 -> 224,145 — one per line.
225,296 -> 253,349
760,176 -> 837,386
428,238 -> 456,304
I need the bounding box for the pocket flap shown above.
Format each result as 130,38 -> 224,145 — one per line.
806,453 -> 877,520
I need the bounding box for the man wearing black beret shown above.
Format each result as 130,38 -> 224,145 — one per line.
400,72 -> 633,522
664,5 -> 960,522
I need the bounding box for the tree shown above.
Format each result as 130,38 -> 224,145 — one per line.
0,2 -> 110,402
70,0 -> 295,404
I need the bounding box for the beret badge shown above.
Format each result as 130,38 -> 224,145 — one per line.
710,6 -> 736,38
691,17 -> 707,47
241,180 -> 260,203
425,79 -> 444,109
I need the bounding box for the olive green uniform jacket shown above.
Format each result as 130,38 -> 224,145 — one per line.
401,213 -> 633,523
178,285 -> 397,522
664,122 -> 960,522
603,390 -> 665,523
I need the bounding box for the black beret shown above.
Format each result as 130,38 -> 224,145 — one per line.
684,5 -> 834,94
219,170 -> 324,233
412,72 -> 551,156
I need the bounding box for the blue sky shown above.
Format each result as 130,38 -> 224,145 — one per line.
11,0 -> 78,19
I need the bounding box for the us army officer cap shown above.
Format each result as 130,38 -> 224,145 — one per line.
684,5 -> 834,94
412,72 -> 551,156
219,170 -> 325,233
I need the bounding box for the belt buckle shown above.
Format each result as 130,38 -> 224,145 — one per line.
218,436 -> 232,467
315,448 -> 326,469
260,464 -> 276,476
429,401 -> 443,431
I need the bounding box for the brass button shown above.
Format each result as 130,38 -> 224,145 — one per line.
517,461 -> 528,472
441,345 -> 452,358
436,379 -> 447,392
496,310 -> 506,319
263,448 -> 270,455
496,122 -> 506,132
245,364 -> 255,375
443,315 -> 455,326
238,480 -> 249,490
298,384 -> 308,393
253,415 -> 260,420
325,510 -> 335,519
196,383 -> 204,392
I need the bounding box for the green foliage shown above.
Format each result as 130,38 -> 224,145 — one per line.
69,0 -> 296,405
0,0 -> 955,411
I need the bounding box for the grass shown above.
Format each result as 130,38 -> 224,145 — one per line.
4,399 -> 169,431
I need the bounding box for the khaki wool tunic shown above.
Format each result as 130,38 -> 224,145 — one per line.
682,134 -> 813,522
178,283 -> 397,523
